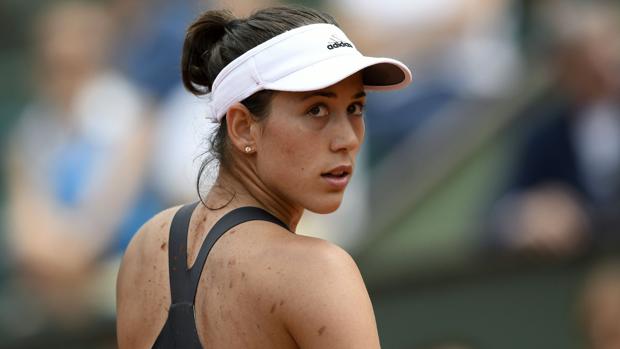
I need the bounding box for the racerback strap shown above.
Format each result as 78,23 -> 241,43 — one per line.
153,203 -> 289,349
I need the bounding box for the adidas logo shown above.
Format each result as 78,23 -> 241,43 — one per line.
327,34 -> 353,50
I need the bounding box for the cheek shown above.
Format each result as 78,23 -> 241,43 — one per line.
253,112 -> 360,213
357,118 -> 366,146
257,122 -> 319,186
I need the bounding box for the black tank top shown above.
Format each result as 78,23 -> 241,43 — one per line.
152,202 -> 289,349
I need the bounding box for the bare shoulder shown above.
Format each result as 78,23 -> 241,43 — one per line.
275,234 -> 366,302
117,205 -> 181,301
258,233 -> 380,349
118,206 -> 180,269
242,227 -> 364,300
275,234 -> 360,279
250,228 -> 361,283
116,206 -> 182,349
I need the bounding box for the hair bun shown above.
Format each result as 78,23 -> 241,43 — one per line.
181,9 -> 235,96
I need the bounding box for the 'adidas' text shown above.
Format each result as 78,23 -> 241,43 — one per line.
327,41 -> 353,50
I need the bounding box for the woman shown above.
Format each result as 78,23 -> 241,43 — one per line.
116,5 -> 411,349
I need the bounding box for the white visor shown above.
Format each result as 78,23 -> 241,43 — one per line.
205,23 -> 412,122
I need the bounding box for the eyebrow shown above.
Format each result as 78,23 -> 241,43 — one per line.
301,90 -> 366,101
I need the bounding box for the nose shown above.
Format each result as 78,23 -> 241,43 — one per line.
328,113 -> 363,153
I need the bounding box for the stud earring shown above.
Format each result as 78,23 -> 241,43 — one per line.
244,146 -> 252,153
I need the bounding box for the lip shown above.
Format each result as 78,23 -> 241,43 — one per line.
321,165 -> 353,190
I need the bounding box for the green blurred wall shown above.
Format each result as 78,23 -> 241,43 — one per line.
372,260 -> 589,349
356,88 -> 594,348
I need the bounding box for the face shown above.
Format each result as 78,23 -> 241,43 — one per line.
254,73 -> 366,214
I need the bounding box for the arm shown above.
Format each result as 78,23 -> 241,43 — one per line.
278,239 -> 381,349
6,117 -> 152,277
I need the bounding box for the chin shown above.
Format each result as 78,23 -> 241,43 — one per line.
304,193 -> 343,214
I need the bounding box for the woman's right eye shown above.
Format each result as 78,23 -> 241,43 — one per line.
306,104 -> 329,118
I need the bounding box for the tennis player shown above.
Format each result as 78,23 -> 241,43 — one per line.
117,5 -> 411,349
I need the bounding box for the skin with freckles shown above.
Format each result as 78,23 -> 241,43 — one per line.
252,74 -> 366,215
116,73 -> 382,348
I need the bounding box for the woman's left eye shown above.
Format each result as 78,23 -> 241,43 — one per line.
347,102 -> 365,116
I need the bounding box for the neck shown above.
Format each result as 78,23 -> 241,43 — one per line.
204,164 -> 303,232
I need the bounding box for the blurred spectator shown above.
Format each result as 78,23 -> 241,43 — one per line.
109,0 -> 200,101
104,0 -> 207,209
491,0 -> 620,255
4,1 -> 157,329
329,0 -> 520,163
150,84 -> 216,205
145,0 -> 277,206
211,0 -> 278,17
579,259 -> 620,349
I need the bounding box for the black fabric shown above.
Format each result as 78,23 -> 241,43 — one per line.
152,203 -> 289,349
512,111 -> 586,198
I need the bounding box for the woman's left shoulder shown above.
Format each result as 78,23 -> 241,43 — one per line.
258,230 -> 359,276
262,235 -> 380,348
264,233 -> 367,301
286,235 -> 359,274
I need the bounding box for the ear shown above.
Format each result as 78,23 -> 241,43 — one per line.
226,102 -> 257,154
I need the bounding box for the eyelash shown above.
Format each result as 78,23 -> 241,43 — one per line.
306,103 -> 328,117
305,102 -> 365,118
348,102 -> 365,116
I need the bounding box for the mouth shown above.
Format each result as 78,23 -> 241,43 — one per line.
320,165 -> 353,190
321,165 -> 352,178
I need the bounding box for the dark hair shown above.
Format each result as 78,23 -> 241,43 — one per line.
181,5 -> 338,202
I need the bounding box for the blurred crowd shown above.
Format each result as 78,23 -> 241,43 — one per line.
489,1 -> 620,256
0,0 -> 619,347
1,0 -> 208,342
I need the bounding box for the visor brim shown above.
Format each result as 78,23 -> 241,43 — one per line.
264,55 -> 412,92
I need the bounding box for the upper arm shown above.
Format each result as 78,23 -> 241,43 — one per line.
278,240 -> 381,349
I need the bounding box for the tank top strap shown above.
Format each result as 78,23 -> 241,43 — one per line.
155,204 -> 289,349
167,201 -> 200,304
187,206 -> 289,303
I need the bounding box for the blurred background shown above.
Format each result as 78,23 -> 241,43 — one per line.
1,0 -> 620,348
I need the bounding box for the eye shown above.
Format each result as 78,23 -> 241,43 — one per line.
306,103 -> 329,118
347,102 -> 365,116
